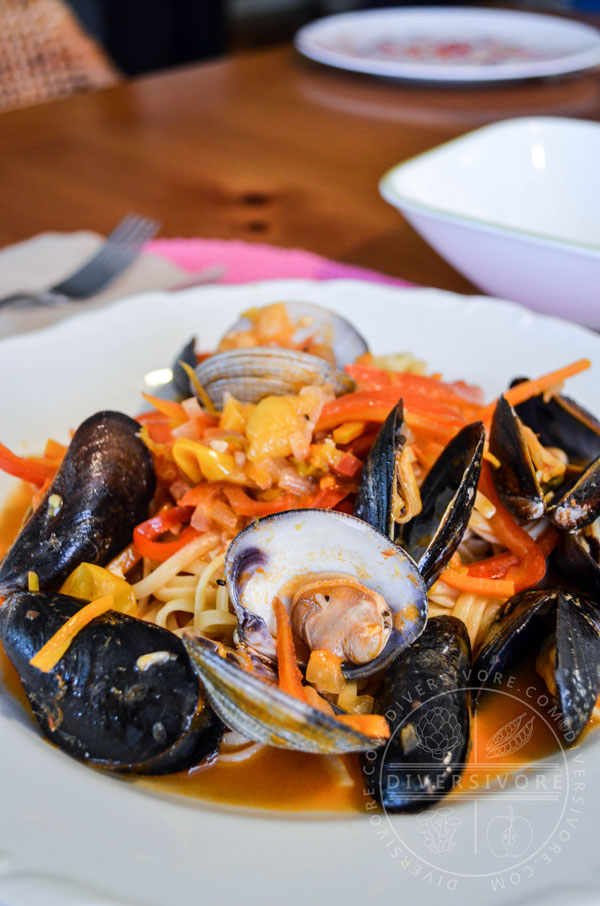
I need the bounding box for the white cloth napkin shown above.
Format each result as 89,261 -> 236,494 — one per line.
0,231 -> 190,340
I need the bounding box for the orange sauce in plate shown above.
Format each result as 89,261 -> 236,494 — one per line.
0,481 -> 565,814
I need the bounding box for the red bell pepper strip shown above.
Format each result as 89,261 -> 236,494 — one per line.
0,441 -> 56,487
477,463 -> 547,592
133,505 -> 199,562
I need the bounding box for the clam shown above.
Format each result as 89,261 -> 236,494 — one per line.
361,616 -> 471,812
0,411 -> 155,595
0,591 -> 223,772
184,633 -> 383,754
224,508 -> 428,680
194,347 -> 354,409
217,301 -> 369,366
173,301 -> 368,404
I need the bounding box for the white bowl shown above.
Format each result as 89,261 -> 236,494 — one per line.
380,116 -> 600,328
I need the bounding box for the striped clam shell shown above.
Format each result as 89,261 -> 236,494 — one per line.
195,347 -> 354,408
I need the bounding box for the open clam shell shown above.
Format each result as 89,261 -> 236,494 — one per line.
218,301 -> 369,367
225,508 -> 427,680
194,347 -> 354,409
184,634 -> 383,754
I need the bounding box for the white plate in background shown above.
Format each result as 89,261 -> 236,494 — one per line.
380,117 -> 600,327
1,280 -> 600,906
295,7 -> 600,82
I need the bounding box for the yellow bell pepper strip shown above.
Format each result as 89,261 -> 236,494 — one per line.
172,438 -> 247,484
0,441 -> 56,486
133,505 -> 199,562
60,563 -> 137,616
30,594 -> 115,673
332,421 -> 367,445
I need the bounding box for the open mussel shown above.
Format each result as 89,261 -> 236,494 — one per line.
491,393 -> 600,531
0,411 -> 155,595
184,633 -> 384,754
0,591 -> 223,772
513,379 -> 600,466
473,588 -> 600,745
224,508 -> 427,680
361,616 -> 471,812
354,403 -> 485,589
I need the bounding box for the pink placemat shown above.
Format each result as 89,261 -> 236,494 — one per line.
147,238 -> 411,286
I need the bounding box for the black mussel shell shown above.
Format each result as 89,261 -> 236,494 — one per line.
555,592 -> 600,744
0,591 -> 223,772
489,396 -> 544,521
353,401 -> 406,539
399,422 -> 485,589
171,336 -> 197,398
472,589 -> 557,703
361,616 -> 471,813
473,587 -> 600,746
547,455 -> 600,532
0,412 -> 155,595
512,379 -> 600,466
554,527 -> 600,599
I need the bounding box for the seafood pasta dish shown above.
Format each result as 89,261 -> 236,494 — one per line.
0,300 -> 599,814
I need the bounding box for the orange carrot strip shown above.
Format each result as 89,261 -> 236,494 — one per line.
336,714 -> 390,739
484,359 -> 591,419
440,569 -> 515,598
141,393 -> 187,425
273,596 -> 307,702
30,594 -> 114,673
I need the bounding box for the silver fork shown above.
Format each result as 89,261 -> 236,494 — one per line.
0,214 -> 160,309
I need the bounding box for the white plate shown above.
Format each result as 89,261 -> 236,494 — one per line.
1,280 -> 600,906
380,116 -> 600,328
295,7 -> 600,82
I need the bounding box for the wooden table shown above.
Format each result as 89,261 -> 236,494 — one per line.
2,43 -> 600,293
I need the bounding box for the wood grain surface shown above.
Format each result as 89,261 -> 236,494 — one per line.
1,43 -> 599,291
